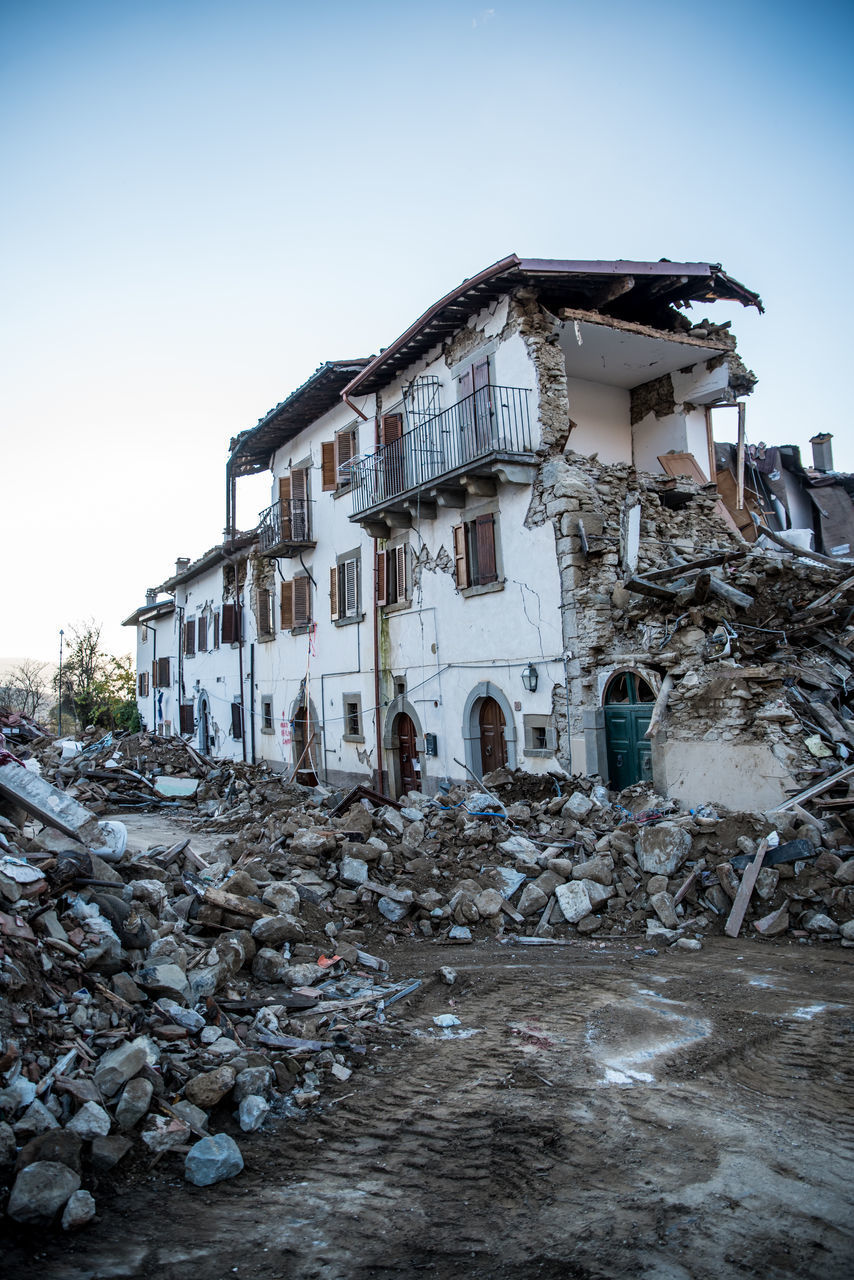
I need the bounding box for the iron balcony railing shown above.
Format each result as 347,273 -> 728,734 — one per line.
258,498 -> 313,552
350,384 -> 533,515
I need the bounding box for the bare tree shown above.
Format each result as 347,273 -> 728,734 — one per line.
0,659 -> 50,719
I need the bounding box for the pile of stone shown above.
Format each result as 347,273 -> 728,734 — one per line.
3,729 -> 854,1230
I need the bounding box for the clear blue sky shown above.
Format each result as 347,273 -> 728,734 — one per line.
2,0 -> 852,662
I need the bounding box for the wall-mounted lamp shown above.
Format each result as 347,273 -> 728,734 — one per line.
521,663 -> 538,693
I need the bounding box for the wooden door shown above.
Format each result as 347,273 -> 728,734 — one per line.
603,672 -> 654,790
479,697 -> 507,775
292,703 -> 317,786
395,713 -> 419,795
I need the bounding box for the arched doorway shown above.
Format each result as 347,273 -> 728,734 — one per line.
461,682 -> 517,780
291,697 -> 319,786
394,712 -> 420,795
603,671 -> 656,789
197,692 -> 211,756
479,697 -> 507,774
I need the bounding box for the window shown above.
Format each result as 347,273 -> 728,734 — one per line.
330,551 -> 361,622
221,603 -> 238,645
342,693 -> 364,742
183,619 -> 196,657
453,513 -> 499,590
321,427 -> 358,492
277,466 -> 311,540
141,625 -> 150,644
138,672 -> 150,697
523,714 -> 557,758
256,587 -> 275,639
179,704 -> 195,735
197,616 -> 208,652
377,542 -> 409,607
261,697 -> 274,734
230,702 -> 243,740
213,612 -> 220,649
153,657 -> 171,688
280,576 -> 312,631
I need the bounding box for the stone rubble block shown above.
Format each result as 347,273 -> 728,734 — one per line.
554,880 -> 593,924
7,1161 -> 81,1224
184,1133 -> 244,1186
636,823 -> 693,876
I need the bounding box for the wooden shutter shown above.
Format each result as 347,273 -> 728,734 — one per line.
381,413 -> 403,447
321,441 -> 337,491
183,619 -> 196,656
197,617 -> 208,651
344,558 -> 358,615
230,702 -> 243,740
329,566 -> 339,621
376,549 -> 387,605
278,475 -> 292,540
475,513 -> 497,584
457,369 -> 473,399
157,657 -> 170,687
294,577 -> 311,627
151,661 -> 157,688
179,704 -> 194,735
336,429 -> 355,483
395,544 -> 407,602
221,603 -> 236,644
453,524 -> 468,589
138,673 -> 145,696
213,612 -> 220,649
280,580 -> 294,630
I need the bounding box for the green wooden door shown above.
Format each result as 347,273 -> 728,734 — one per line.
604,672 -> 655,790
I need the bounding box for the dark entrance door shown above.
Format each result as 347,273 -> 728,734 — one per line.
292,703 -> 318,786
603,672 -> 655,790
395,713 -> 419,795
479,696 -> 507,775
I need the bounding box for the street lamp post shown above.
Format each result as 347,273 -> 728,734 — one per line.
58,629 -> 64,734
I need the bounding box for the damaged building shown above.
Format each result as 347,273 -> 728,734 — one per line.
124,255 -> 854,811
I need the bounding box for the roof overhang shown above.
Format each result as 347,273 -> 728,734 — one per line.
121,600 -> 175,628
342,256 -> 763,397
229,359 -> 371,478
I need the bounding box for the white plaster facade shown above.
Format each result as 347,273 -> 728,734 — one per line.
125,257 -> 763,801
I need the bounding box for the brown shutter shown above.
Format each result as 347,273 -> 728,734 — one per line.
395,544 -> 407,602
336,429 -> 354,483
278,475 -> 292,540
293,577 -> 311,627
329,565 -> 339,620
197,617 -> 208,651
151,661 -> 156,688
157,656 -> 170,687
230,702 -> 243,740
321,441 -> 337,491
475,513 -> 497,584
381,414 -> 403,446
280,580 -> 294,630
183,619 -> 195,656
179,704 -> 194,735
376,549 -> 387,605
457,368 -> 473,399
138,673 -> 145,696
453,524 -> 468,588
221,603 -> 236,644
213,612 -> 220,648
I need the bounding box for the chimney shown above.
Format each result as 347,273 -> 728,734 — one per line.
810,433 -> 834,473
145,588 -> 157,606
175,557 -> 191,577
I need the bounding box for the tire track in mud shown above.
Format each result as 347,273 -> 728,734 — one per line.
6,945 -> 854,1280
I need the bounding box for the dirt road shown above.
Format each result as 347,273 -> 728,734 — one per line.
9,937 -> 853,1280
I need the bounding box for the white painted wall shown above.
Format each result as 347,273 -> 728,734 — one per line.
565,377 -> 632,464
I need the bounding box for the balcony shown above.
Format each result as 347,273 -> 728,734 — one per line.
349,385 -> 537,529
258,498 -> 315,557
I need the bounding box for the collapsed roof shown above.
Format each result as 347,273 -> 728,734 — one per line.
343,256 -> 763,397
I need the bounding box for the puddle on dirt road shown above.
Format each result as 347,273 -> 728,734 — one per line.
587,983 -> 711,1086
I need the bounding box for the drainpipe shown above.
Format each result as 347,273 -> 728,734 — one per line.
236,590 -> 246,763
176,606 -> 184,729
563,654 -> 573,774
152,626 -> 157,733
343,392 -> 368,422
373,538 -> 384,792
249,642 -> 256,765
